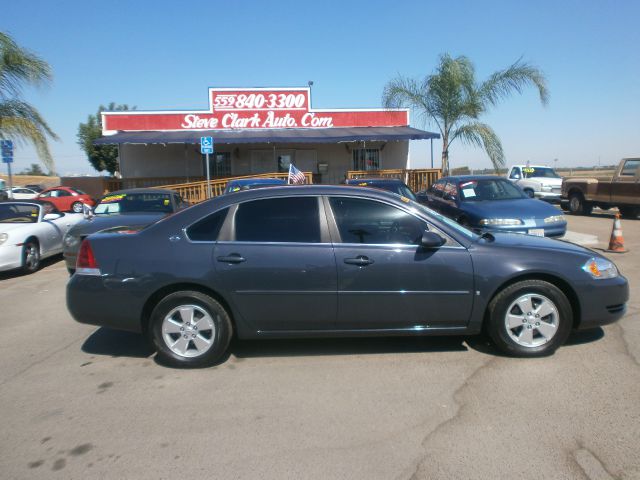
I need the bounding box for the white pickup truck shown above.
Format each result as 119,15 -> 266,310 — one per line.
506,165 -> 563,202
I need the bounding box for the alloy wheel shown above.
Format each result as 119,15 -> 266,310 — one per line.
504,293 -> 559,348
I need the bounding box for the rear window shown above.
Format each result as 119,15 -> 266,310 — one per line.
95,192 -> 174,214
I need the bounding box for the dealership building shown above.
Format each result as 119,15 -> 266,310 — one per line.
95,87 -> 439,185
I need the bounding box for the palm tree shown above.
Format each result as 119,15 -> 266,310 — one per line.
383,54 -> 548,175
0,32 -> 57,174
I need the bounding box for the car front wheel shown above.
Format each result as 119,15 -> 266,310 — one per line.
150,291 -> 232,367
486,280 -> 572,357
568,193 -> 592,215
22,240 -> 41,273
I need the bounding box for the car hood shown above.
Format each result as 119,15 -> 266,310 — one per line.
0,223 -> 39,236
478,231 -> 593,256
67,213 -> 165,236
460,198 -> 562,220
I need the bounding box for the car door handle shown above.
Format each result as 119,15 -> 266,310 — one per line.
217,254 -> 246,264
344,256 -> 374,266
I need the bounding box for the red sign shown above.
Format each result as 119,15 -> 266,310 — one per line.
102,87 -> 409,132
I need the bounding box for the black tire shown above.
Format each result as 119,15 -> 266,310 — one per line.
150,291 -> 233,368
523,188 -> 535,198
568,192 -> 592,215
486,280 -> 572,357
22,239 -> 41,274
619,206 -> 639,219
71,201 -> 83,213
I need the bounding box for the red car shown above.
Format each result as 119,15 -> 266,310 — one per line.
36,187 -> 95,213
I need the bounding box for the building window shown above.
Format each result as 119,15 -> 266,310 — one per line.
203,152 -> 231,177
352,148 -> 380,171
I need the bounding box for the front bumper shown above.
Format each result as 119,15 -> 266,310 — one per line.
474,221 -> 567,238
0,244 -> 23,272
576,275 -> 629,329
534,191 -> 562,202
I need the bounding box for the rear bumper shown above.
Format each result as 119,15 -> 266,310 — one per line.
66,274 -> 146,333
576,275 -> 629,330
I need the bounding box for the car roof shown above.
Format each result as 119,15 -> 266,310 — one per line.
438,175 -> 505,182
227,178 -> 286,186
345,178 -> 406,184
103,188 -> 177,196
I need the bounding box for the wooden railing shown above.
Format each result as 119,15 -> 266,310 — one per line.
346,168 -> 441,193
154,172 -> 313,204
105,176 -> 206,193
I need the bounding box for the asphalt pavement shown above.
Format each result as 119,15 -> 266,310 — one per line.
0,211 -> 638,480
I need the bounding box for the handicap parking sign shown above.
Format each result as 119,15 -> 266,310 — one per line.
1,140 -> 13,163
200,136 -> 214,154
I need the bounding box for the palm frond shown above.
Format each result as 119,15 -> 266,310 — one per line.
0,100 -> 58,173
450,122 -> 505,171
479,57 -> 549,107
0,32 -> 52,99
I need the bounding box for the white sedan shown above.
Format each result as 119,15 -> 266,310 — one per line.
8,187 -> 39,200
0,201 -> 84,273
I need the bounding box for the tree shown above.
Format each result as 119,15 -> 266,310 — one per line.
0,31 -> 58,174
383,54 -> 548,174
77,103 -> 134,174
20,163 -> 46,176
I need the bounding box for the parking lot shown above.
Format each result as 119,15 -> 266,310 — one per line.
0,212 -> 638,479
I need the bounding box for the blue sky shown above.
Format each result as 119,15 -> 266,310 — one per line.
2,0 -> 639,175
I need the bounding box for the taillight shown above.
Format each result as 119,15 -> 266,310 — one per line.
76,240 -> 101,276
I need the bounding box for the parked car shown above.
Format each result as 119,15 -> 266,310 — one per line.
67,185 -> 627,367
0,190 -> 7,202
561,158 -> 640,218
506,165 -> 562,202
36,186 -> 95,213
7,187 -> 39,200
0,200 -> 83,273
63,188 -> 188,274
223,178 -> 287,194
417,176 -> 567,237
24,184 -> 45,193
344,177 -> 417,201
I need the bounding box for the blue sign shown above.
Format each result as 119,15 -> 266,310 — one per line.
200,136 -> 214,155
1,140 -> 13,163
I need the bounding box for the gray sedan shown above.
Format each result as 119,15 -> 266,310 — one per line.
67,186 -> 628,367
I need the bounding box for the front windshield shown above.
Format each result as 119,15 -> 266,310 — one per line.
522,167 -> 559,178
94,192 -> 173,214
459,179 -> 526,202
411,201 -> 478,240
0,204 -> 40,223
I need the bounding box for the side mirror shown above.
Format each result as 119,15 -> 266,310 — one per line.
421,230 -> 446,248
43,213 -> 63,221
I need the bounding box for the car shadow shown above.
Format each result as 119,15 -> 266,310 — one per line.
81,327 -> 154,358
230,335 -> 469,360
0,253 -> 64,281
79,327 -> 606,365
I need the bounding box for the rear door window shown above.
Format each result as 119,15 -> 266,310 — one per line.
234,197 -> 321,243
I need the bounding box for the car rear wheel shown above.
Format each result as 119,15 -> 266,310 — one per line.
22,240 -> 40,274
568,193 -> 592,215
486,280 -> 572,357
71,201 -> 83,213
150,291 -> 232,368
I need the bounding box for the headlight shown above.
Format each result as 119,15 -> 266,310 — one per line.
479,218 -> 523,226
582,257 -> 619,279
63,233 -> 80,248
0,233 -> 7,245
544,215 -> 565,224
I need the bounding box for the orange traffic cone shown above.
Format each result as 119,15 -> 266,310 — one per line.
606,214 -> 627,253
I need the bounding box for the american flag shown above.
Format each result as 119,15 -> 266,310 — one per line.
288,164 -> 306,184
